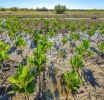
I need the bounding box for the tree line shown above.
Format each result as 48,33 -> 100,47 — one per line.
0,5 -> 104,14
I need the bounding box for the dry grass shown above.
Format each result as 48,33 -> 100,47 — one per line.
0,11 -> 104,18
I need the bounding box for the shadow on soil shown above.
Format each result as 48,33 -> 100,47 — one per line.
0,86 -> 15,100
82,68 -> 99,88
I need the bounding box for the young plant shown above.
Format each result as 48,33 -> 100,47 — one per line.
34,19 -> 39,30
44,23 -> 49,32
33,31 -> 41,44
99,29 -> 104,36
8,64 -> 36,100
33,43 -> 48,72
33,42 -> 48,96
85,50 -> 94,58
8,30 -> 16,48
0,40 -> 10,78
53,67 -> 59,75
0,28 -> 3,40
92,21 -> 98,29
75,39 -> 89,55
70,32 -> 80,54
52,19 -> 57,31
26,56 -> 34,69
57,51 -> 64,58
70,32 -> 80,42
97,29 -> 104,43
69,22 -> 76,33
80,25 -> 88,41
97,41 -> 104,56
63,70 -> 82,92
15,35 -> 27,49
57,51 -> 65,73
15,35 -> 27,65
70,55 -> 83,72
81,25 -> 88,33
87,28 -> 96,40
61,36 -> 68,46
65,22 -> 70,32
47,29 -> 56,38
40,35 -> 53,53
98,23 -> 104,43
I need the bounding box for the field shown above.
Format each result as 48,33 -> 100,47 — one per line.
0,10 -> 104,18
0,17 -> 104,100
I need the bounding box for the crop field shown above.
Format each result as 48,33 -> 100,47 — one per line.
0,17 -> 104,100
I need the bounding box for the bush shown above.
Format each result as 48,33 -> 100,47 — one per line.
54,5 -> 66,14
35,7 -> 49,11
0,7 -> 6,11
10,7 -> 19,11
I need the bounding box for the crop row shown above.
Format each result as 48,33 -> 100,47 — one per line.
0,17 -> 104,100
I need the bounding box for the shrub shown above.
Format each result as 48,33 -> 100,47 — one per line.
54,5 -> 66,14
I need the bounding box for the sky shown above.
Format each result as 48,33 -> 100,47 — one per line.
0,0 -> 103,9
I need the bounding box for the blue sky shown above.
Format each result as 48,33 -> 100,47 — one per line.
0,0 -> 103,9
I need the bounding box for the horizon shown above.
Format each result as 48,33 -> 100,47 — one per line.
0,0 -> 103,9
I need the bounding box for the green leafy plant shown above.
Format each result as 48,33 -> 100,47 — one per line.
57,51 -> 64,72
75,39 -> 94,58
33,42 -> 48,72
54,5 -> 66,14
33,42 -> 48,96
47,29 -> 56,38
99,29 -> 104,36
53,67 -> 59,75
80,25 -> 88,41
0,28 -> 3,40
92,22 -> 98,29
52,19 -> 57,30
75,39 -> 89,55
98,24 -> 104,43
0,40 -> 10,78
87,28 -> 96,39
97,29 -> 104,43
85,50 -> 94,57
65,22 -> 70,32
70,32 -> 80,42
26,56 -> 34,68
57,51 -> 64,58
97,41 -> 104,55
27,28 -> 34,38
40,35 -> 53,53
8,64 -> 36,100
81,25 -> 88,33
33,31 -> 41,44
61,36 -> 68,46
15,35 -> 26,61
34,19 -> 39,30
63,70 -> 82,91
70,55 -> 83,72
69,22 -> 76,33
15,35 -> 26,49
70,32 -> 80,53
8,30 -> 16,47
99,23 -> 104,31
0,40 -> 10,52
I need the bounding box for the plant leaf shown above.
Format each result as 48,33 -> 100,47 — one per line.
18,64 -> 23,75
22,65 -> 29,77
8,77 -> 16,83
7,91 -> 15,94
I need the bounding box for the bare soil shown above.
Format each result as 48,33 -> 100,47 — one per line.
0,31 -> 104,100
